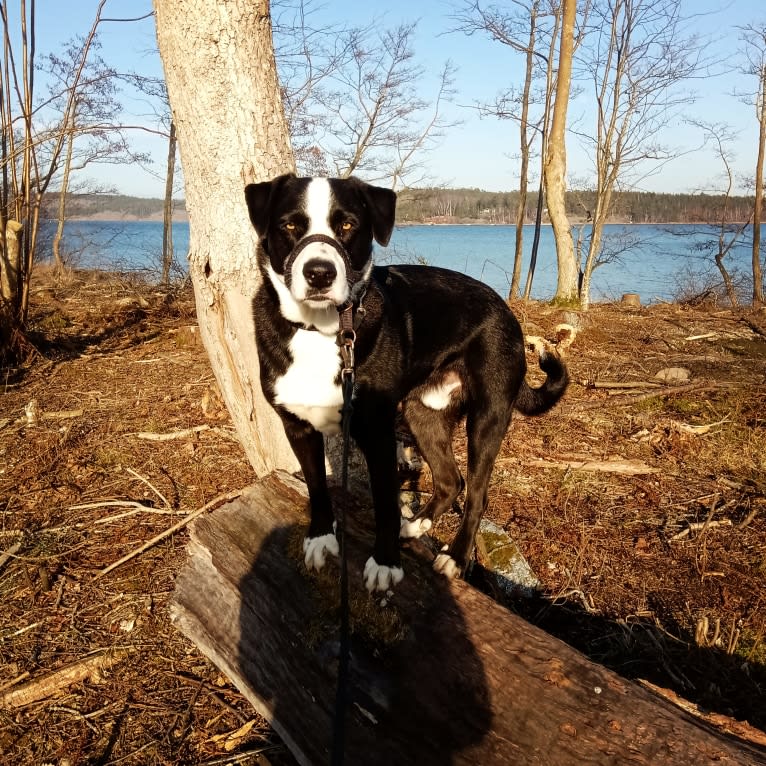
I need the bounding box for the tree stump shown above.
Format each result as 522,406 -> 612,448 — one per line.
171,471 -> 766,766
621,293 -> 641,307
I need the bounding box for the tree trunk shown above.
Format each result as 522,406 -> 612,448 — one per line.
172,470 -> 766,766
545,0 -> 578,304
160,120 -> 177,286
753,65 -> 765,306
1,220 -> 23,312
52,128 -> 75,273
580,187 -> 613,311
509,11 -> 538,301
153,0 -> 298,475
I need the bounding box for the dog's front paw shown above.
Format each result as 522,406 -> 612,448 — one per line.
399,516 -> 432,539
363,556 -> 404,593
303,533 -> 339,571
433,550 -> 461,579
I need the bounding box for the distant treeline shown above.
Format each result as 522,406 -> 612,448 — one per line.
41,193 -> 185,220
397,188 -> 756,224
45,188 -> 755,224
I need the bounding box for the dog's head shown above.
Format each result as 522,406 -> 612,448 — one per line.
245,174 -> 396,321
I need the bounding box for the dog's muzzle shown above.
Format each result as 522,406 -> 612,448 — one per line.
284,233 -> 366,304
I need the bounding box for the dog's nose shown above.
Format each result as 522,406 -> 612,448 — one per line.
303,259 -> 337,290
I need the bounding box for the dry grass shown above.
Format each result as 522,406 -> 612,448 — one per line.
1,268 -> 765,762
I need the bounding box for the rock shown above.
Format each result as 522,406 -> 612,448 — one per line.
475,520 -> 540,597
654,367 -> 691,384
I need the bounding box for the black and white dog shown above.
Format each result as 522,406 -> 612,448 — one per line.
245,174 -> 568,593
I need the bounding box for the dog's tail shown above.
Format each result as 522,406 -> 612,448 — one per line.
514,328 -> 572,416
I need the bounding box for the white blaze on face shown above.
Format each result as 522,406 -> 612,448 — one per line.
289,178 -> 349,305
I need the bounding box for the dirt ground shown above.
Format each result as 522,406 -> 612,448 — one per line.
1,267 -> 765,765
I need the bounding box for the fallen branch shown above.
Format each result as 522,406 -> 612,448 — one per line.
133,425 -> 211,441
0,647 -> 133,709
513,456 -> 658,476
572,382 -> 728,410
96,489 -> 242,578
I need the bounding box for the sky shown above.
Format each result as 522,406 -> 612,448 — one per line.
14,0 -> 766,199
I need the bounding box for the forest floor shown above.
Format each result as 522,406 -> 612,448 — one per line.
1,266 -> 765,765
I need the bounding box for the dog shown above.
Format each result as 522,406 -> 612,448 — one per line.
245,174 -> 568,593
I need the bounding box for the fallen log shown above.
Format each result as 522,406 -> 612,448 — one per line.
171,471 -> 766,766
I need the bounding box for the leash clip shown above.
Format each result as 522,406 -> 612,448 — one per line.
338,300 -> 356,382
340,330 -> 355,381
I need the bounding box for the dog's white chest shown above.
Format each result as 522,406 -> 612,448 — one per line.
274,329 -> 343,434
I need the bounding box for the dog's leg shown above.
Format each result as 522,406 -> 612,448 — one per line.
433,407 -> 511,579
281,415 -> 338,571
350,395 -> 404,593
400,397 -> 463,539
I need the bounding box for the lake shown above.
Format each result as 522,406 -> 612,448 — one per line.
43,220 -> 756,305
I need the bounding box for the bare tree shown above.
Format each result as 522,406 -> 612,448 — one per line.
739,23 -> 766,306
272,4 -> 458,189
1,0 -> 107,352
41,36 -> 143,272
452,0 -> 548,299
160,119 -> 176,285
681,121 -> 751,307
545,0 -> 578,303
575,0 -> 704,309
116,71 -> 179,284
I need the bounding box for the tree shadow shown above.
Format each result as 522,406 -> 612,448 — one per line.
237,494 -> 492,766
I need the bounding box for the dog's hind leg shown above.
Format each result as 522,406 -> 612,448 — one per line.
400,396 -> 463,539
433,405 -> 512,579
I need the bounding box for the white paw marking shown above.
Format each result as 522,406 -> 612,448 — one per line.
400,516 -> 432,539
433,552 -> 461,579
303,533 -> 339,571
363,556 -> 404,593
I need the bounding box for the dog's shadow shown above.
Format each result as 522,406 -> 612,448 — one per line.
237,494 -> 492,765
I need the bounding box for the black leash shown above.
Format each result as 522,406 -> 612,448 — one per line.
331,303 -> 356,766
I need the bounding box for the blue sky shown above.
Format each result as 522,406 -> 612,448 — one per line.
16,0 -> 766,198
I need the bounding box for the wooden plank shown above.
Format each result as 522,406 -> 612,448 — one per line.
171,471 -> 766,766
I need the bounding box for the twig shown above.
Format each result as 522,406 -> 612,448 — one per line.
0,541 -> 22,574
96,489 -> 242,578
577,379 -> 662,390
125,467 -> 172,510
669,519 -> 732,541
0,621 -> 44,642
70,500 -> 179,516
738,506 -> 760,530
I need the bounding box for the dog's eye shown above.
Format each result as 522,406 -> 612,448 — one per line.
341,221 -> 353,232
284,222 -> 296,232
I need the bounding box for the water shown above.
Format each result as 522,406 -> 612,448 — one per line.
43,220 -> 756,304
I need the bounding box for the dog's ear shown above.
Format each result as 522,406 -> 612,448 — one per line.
355,180 -> 397,246
244,173 -> 295,237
